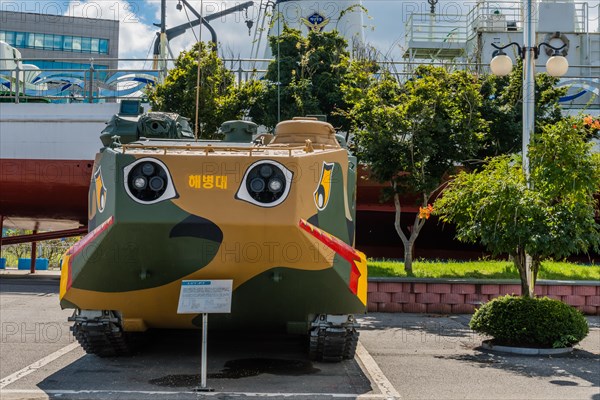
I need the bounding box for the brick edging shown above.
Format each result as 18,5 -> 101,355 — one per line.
367,278 -> 600,315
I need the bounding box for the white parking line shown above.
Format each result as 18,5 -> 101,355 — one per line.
0,389 -> 389,398
0,342 -> 80,390
355,341 -> 402,400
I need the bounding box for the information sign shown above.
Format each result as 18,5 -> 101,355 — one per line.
177,280 -> 233,314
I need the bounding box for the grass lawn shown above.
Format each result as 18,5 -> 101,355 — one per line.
368,259 -> 600,281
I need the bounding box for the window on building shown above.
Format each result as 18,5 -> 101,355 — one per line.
44,34 -> 54,49
81,37 -> 91,53
72,36 -> 81,51
91,38 -> 99,53
34,33 -> 43,48
99,39 -> 108,54
4,31 -> 15,46
27,33 -> 35,48
15,32 -> 25,47
63,36 -> 72,51
54,35 -> 62,50
0,31 -> 110,55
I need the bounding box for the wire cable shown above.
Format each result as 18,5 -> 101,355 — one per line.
183,2 -> 199,42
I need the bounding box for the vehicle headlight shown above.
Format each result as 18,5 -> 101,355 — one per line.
250,177 -> 266,193
259,164 -> 273,178
124,158 -> 177,204
141,162 -> 155,176
149,176 -> 165,191
236,160 -> 293,207
133,176 -> 147,190
268,178 -> 283,193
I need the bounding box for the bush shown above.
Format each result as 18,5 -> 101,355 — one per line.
470,295 -> 589,348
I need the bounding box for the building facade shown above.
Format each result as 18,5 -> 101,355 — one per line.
0,10 -> 118,72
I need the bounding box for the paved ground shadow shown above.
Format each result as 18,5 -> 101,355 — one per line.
435,348 -> 600,389
35,330 -> 373,399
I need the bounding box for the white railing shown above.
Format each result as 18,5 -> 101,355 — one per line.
0,57 -> 598,110
401,1 -> 597,46
465,0 -> 593,37
0,57 -> 271,103
404,13 -> 468,45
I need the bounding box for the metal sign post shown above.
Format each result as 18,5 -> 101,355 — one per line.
177,279 -> 233,392
200,312 -> 209,390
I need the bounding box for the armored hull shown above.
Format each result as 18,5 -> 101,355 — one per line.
60,112 -> 367,360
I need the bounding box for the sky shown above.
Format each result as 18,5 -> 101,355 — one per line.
0,0 -> 598,69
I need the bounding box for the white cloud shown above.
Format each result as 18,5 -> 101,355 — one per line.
56,0 -> 159,68
156,1 -> 261,58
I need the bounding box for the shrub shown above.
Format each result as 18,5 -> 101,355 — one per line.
470,295 -> 589,348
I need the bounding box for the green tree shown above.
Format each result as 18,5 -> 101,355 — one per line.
2,229 -> 32,266
435,117 -> 600,296
147,42 -> 256,138
249,27 -> 350,131
347,66 -> 487,273
1,230 -> 81,268
477,63 -> 566,159
40,236 -> 81,268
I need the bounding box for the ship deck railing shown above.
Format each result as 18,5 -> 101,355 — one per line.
403,1 -> 597,60
465,0 -> 596,38
403,13 -> 468,59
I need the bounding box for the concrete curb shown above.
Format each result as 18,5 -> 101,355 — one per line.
0,269 -> 61,280
481,339 -> 574,355
369,277 -> 600,286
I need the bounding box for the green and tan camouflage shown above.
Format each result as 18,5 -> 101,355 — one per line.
60,107 -> 367,360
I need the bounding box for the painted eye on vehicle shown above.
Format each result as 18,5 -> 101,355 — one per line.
314,162 -> 334,210
236,160 -> 293,207
124,158 -> 177,204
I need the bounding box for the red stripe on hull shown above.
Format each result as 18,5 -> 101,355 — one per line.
0,158 -> 93,223
65,216 -> 114,291
299,219 -> 362,295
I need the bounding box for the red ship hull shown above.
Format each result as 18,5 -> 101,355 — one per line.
0,159 -> 93,228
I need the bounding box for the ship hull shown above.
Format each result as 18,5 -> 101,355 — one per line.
0,103 -> 119,229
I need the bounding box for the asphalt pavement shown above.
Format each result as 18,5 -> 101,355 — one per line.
0,273 -> 598,400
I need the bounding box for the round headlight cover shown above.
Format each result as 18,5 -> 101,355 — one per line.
149,176 -> 165,192
259,164 -> 273,178
250,177 -> 266,193
141,162 -> 155,176
268,178 -> 283,193
236,160 -> 293,207
124,158 -> 177,204
133,176 -> 147,190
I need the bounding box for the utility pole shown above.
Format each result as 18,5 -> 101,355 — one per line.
158,0 -> 168,84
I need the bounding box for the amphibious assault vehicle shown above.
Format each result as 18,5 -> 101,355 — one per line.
60,102 -> 367,361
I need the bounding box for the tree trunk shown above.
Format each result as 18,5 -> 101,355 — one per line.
393,192 -> 412,274
393,190 -> 428,276
513,248 -> 538,297
404,239 -> 417,275
403,248 -> 413,274
531,256 -> 541,294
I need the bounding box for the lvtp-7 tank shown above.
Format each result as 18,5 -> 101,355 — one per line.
60,104 -> 367,361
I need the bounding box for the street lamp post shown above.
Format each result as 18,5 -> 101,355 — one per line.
489,0 -> 569,297
522,0 -> 537,299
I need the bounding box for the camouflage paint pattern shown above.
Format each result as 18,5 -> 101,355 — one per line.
60,120 -> 367,332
